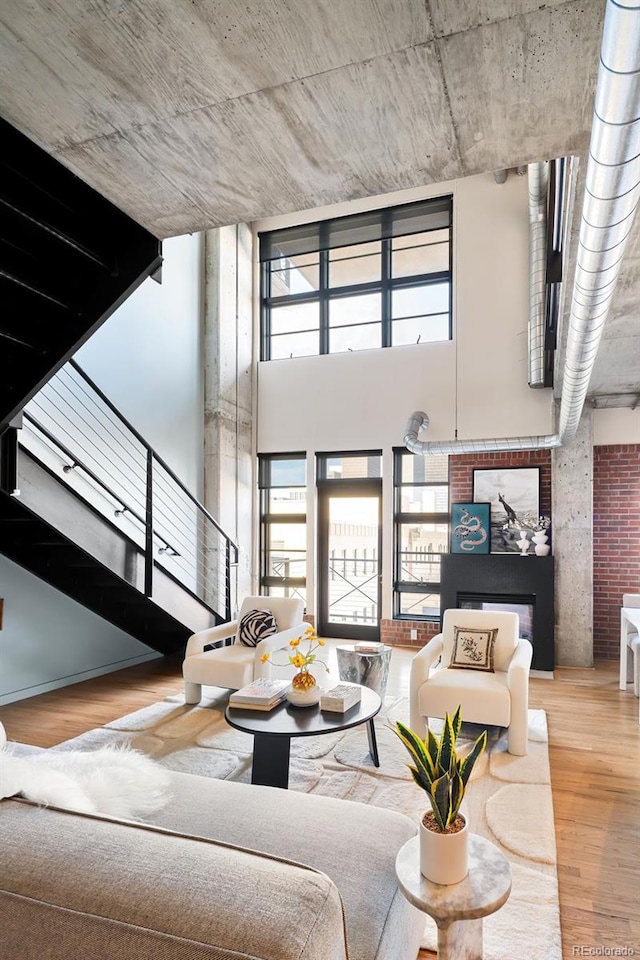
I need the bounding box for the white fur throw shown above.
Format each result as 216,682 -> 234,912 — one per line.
0,742 -> 172,820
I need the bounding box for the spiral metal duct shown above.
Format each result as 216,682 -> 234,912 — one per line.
528,161 -> 549,388
405,0 -> 640,457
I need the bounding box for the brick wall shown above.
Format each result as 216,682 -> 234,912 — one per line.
450,450 -> 552,513
593,444 -> 640,659
380,618 -> 440,648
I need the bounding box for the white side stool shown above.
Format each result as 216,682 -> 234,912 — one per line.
395,833 -> 511,960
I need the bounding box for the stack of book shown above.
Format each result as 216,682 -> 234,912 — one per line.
228,678 -> 290,711
354,641 -> 383,654
320,682 -> 362,713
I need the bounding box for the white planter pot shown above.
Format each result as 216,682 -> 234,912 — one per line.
419,813 -> 469,885
532,531 -> 548,545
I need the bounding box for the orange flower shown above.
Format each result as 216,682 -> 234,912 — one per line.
289,637 -> 301,648
260,652 -> 270,663
317,639 -> 325,646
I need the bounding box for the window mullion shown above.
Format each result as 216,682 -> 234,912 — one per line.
261,262 -> 271,361
320,248 -> 329,355
382,237 -> 392,347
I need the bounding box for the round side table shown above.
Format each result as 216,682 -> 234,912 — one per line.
336,643 -> 392,697
395,833 -> 511,960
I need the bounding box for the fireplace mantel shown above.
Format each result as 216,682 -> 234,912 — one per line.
441,555 -> 554,671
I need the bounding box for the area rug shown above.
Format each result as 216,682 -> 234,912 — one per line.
52,689 -> 562,960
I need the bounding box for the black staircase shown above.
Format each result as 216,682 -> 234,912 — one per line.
0,119 -> 237,654
0,116 -> 162,433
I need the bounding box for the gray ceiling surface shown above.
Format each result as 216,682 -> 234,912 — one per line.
1,0 -> 638,406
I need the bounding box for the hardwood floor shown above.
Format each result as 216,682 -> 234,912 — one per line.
1,650 -> 638,956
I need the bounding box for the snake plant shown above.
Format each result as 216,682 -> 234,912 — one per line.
394,706 -> 487,832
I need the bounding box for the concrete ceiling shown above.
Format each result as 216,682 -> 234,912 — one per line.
1,0 -> 638,408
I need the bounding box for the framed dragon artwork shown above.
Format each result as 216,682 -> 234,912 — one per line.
450,502 -> 491,554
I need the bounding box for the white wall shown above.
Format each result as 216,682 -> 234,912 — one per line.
77,233 -> 204,497
256,172 -> 553,453
254,174 -> 554,620
0,555 -> 160,706
593,407 -> 640,445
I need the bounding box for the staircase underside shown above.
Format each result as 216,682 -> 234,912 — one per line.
0,117 -> 162,433
0,487 -> 192,656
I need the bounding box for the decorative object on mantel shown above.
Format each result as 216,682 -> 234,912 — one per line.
260,626 -> 329,707
393,706 -> 487,885
472,467 -> 541,554
532,532 -> 550,556
520,516 -> 552,556
515,530 -> 531,556
450,502 -> 491,554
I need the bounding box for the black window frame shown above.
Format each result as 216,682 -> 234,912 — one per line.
260,196 -> 453,361
393,448 -> 450,621
258,453 -> 307,605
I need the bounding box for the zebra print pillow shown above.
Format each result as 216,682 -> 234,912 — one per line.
238,609 -> 278,647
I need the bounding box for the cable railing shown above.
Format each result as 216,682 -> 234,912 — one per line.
21,359 -> 238,621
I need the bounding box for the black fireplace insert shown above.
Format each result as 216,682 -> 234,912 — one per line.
441,555 -> 554,671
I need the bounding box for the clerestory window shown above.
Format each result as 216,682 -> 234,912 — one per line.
259,196 -> 452,360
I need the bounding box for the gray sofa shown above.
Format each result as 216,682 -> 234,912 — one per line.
0,769 -> 425,960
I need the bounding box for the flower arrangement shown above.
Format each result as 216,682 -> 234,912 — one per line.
522,514 -> 550,532
502,514 -> 551,533
260,625 -> 329,690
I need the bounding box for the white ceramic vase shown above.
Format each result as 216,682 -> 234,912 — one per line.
419,813 -> 469,885
532,531 -> 550,556
286,683 -> 320,707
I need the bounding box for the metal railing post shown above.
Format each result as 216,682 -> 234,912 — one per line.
225,539 -> 231,621
144,449 -> 153,597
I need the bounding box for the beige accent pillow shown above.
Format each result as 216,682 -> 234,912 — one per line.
450,626 -> 498,672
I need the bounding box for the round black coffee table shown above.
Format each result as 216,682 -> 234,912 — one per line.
225,685 -> 382,789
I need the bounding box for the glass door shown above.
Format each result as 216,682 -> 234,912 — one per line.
318,480 -> 382,641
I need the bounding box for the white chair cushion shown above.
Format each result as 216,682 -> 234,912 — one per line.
418,667 -> 511,727
183,646 -> 255,691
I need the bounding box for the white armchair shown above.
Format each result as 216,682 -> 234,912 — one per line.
182,596 -> 306,704
410,609 -> 533,756
622,593 -> 640,696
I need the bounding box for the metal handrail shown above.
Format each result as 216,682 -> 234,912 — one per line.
69,359 -> 232,541
22,411 -> 180,558
21,360 -> 238,621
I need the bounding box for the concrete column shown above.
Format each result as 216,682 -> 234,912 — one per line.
203,225 -> 254,611
552,406 -> 593,666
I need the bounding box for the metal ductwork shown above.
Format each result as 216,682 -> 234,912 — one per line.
405,0 -> 640,458
528,161 -> 549,388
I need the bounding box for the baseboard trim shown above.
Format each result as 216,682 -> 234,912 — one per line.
0,652 -> 163,706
